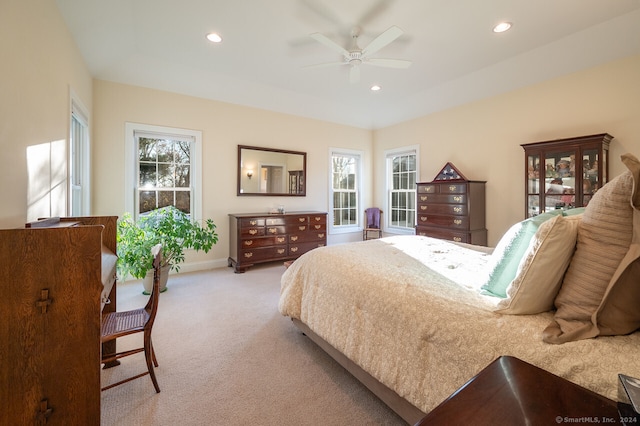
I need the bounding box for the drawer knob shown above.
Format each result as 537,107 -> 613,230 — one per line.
420,216 -> 428,222
244,240 -> 253,246
299,226 -> 306,231
453,237 -> 462,242
453,196 -> 462,202
421,196 -> 428,201
244,252 -> 253,258
454,219 -> 462,225
277,248 -> 285,254
314,217 -> 322,221
298,218 -> 305,222
291,236 -> 298,241
425,187 -> 433,193
318,233 -> 325,238
420,206 -> 427,211
268,227 -> 277,234
453,207 -> 462,213
449,185 -> 456,192
250,220 -> 257,226
314,225 -> 321,229
277,237 -> 285,243
249,229 -> 257,235
290,247 -> 298,253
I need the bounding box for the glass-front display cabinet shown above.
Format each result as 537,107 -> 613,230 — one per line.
521,133 -> 612,218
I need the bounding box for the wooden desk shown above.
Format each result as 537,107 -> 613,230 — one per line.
416,356 -> 637,426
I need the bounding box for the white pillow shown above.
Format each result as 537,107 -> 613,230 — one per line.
494,214 -> 580,315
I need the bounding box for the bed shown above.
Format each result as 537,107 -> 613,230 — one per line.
278,154 -> 640,424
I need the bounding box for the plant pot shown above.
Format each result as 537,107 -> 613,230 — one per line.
142,265 -> 170,295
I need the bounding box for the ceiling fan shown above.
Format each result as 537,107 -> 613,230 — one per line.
305,25 -> 412,83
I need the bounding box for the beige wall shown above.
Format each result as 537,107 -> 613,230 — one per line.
373,54 -> 640,246
0,0 -> 93,227
92,81 -> 373,268
3,0 -> 639,270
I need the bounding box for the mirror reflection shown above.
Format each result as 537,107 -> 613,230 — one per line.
238,145 -> 306,196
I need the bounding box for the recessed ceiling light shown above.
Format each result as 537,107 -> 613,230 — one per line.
370,85 -> 381,91
493,22 -> 512,33
206,32 -> 223,43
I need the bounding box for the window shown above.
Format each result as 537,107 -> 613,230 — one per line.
386,147 -> 418,233
125,123 -> 202,220
69,95 -> 90,216
329,149 -> 362,233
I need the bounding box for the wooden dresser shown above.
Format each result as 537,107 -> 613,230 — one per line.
228,211 -> 327,273
415,162 -> 487,246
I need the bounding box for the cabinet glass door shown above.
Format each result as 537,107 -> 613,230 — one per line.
543,150 -> 576,214
582,149 -> 600,206
527,154 -> 540,217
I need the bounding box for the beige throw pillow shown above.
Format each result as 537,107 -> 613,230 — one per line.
543,154 -> 638,344
593,153 -> 640,335
495,214 -> 580,315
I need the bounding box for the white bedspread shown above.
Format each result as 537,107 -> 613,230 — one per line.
279,235 -> 640,413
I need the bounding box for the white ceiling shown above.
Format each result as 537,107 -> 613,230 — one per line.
55,0 -> 640,129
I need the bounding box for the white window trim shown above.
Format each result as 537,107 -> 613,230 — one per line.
384,145 -> 420,235
69,90 -> 91,216
328,147 -> 363,235
124,122 -> 203,221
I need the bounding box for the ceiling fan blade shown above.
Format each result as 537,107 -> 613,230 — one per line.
309,32 -> 350,56
299,0 -> 344,27
357,0 -> 394,27
349,65 -> 360,84
302,61 -> 346,69
366,58 -> 412,68
361,25 -> 404,57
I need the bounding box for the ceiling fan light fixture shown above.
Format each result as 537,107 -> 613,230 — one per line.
493,22 -> 512,33
206,32 -> 223,43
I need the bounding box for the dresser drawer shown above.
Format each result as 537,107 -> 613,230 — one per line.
284,215 -> 308,225
437,183 -> 467,194
289,230 -> 326,243
265,225 -> 287,235
240,246 -> 288,262
287,224 -> 309,233
417,214 -> 469,229
239,218 -> 265,228
289,241 -> 325,257
417,203 -> 467,215
309,214 -> 327,224
265,217 -> 287,226
417,193 -> 467,205
416,226 -> 470,244
241,235 -> 287,248
240,227 -> 266,237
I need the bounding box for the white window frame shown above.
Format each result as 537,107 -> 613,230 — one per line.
124,123 -> 203,221
69,91 -> 91,216
328,148 -> 363,234
385,145 -> 419,235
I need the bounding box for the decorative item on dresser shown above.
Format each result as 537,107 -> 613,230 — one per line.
522,133 -> 611,218
228,211 -> 327,273
415,162 -> 487,246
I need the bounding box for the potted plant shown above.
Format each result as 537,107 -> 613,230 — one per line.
116,206 -> 218,294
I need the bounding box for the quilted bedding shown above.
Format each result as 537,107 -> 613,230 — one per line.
278,235 -> 640,413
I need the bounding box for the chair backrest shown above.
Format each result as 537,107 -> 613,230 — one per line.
144,244 -> 162,325
364,208 -> 382,229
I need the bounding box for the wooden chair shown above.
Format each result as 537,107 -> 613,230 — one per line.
101,245 -> 162,393
363,208 -> 383,240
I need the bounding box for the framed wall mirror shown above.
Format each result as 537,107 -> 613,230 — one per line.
237,145 -> 306,196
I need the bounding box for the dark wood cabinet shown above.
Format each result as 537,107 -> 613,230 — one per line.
415,163 -> 487,246
0,216 -> 117,425
521,133 -> 611,218
228,211 -> 327,273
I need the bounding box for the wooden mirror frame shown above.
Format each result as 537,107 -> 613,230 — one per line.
237,145 -> 306,196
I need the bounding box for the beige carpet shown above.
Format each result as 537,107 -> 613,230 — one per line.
100,264 -> 406,426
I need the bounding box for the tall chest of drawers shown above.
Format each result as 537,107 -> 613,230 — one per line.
415,163 -> 487,246
228,211 -> 327,273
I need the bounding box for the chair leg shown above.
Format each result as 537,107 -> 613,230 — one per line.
144,333 -> 160,393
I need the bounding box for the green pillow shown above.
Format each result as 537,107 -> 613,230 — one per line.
481,210 -> 564,298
